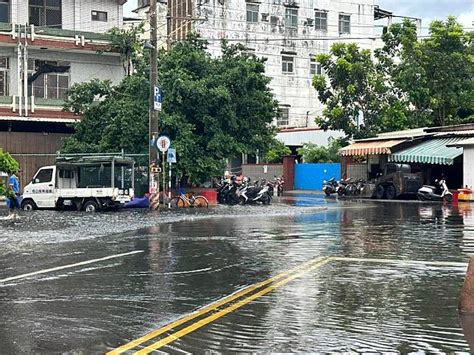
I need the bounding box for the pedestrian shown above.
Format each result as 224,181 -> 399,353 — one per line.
8,170 -> 20,218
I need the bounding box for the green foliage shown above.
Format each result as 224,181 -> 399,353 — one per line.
0,150 -> 19,198
0,149 -> 19,175
101,23 -> 145,76
314,17 -> 474,138
297,138 -> 344,163
314,42 -> 407,139
265,139 -> 291,163
63,34 -> 278,184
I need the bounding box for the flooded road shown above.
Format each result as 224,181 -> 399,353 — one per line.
0,196 -> 473,353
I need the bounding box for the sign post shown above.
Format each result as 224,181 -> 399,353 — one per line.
167,148 -> 176,208
156,136 -> 171,208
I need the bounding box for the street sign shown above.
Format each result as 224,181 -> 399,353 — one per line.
167,148 -> 177,163
154,86 -> 162,111
156,135 -> 171,152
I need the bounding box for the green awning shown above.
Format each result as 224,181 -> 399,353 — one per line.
388,137 -> 464,165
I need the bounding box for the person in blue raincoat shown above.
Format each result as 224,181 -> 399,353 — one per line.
8,171 -> 20,216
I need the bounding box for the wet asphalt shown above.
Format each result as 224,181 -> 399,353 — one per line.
0,195 -> 473,353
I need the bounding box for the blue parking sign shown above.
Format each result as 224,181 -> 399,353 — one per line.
154,86 -> 162,111
167,148 -> 177,163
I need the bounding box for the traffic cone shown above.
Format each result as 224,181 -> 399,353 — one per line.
459,257 -> 474,314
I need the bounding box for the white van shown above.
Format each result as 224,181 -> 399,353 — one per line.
21,156 -> 135,212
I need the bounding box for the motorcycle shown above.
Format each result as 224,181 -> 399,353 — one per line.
323,177 -> 338,196
239,180 -> 272,205
417,179 -> 453,203
336,177 -> 352,196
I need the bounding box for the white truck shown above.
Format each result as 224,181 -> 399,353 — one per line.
21,155 -> 135,212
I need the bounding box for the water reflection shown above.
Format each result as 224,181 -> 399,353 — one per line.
1,197 -> 474,353
460,314 -> 474,353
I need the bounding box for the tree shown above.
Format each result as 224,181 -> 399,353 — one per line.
313,17 -> 474,138
0,150 -> 19,197
264,139 -> 291,163
313,43 -> 408,139
101,24 -> 145,76
383,18 -> 474,127
297,138 -> 344,163
63,35 -> 279,184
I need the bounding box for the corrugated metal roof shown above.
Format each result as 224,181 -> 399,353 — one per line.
389,137 -> 464,165
434,130 -> 474,137
339,139 -> 406,156
447,137 -> 474,146
357,128 -> 429,142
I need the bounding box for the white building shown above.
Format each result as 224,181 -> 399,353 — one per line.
0,0 -> 126,120
135,0 -> 378,148
0,0 -> 128,188
193,0 -> 376,131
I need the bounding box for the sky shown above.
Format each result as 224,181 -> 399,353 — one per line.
123,0 -> 474,28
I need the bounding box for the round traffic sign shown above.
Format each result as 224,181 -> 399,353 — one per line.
156,136 -> 171,152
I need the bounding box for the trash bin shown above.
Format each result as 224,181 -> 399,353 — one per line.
200,190 -> 217,205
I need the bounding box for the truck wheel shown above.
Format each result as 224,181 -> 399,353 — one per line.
375,185 -> 385,199
83,200 -> 99,213
385,185 -> 397,200
21,199 -> 37,211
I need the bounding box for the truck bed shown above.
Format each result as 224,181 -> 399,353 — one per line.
56,188 -> 117,198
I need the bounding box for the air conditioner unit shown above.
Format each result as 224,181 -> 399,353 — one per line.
305,18 -> 313,26
261,13 -> 269,22
283,0 -> 296,6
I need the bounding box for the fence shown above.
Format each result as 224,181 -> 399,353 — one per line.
242,164 -> 284,183
294,163 -> 341,191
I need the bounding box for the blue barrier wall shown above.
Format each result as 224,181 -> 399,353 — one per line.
294,163 -> 341,190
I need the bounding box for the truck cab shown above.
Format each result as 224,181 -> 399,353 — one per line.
22,156 -> 135,212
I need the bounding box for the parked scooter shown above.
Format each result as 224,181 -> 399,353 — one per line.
323,177 -> 338,196
417,179 -> 453,203
336,177 -> 352,196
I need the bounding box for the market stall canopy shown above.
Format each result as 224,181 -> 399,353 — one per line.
388,137 -> 464,165
339,139 -> 406,156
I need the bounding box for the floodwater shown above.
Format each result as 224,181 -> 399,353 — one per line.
0,196 -> 473,353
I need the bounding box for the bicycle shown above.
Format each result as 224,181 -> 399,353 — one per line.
170,192 -> 209,208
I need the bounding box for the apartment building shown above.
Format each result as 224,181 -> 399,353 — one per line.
137,0 -> 377,149
0,0 -> 128,188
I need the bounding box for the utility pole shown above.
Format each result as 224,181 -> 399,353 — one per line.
149,0 -> 160,210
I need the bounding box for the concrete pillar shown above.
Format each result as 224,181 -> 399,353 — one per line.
282,155 -> 296,191
459,257 -> 474,314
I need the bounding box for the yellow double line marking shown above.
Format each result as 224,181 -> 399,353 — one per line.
108,256 -> 333,354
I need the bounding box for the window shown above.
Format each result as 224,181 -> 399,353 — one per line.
285,8 -> 298,28
277,107 -> 290,126
339,14 -> 350,34
35,168 -> 53,183
0,57 -> 8,96
0,0 -> 9,23
282,55 -> 294,73
91,10 -> 107,22
314,10 -> 327,31
310,57 -> 322,75
29,0 -> 62,28
28,59 -> 70,100
246,3 -> 259,23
